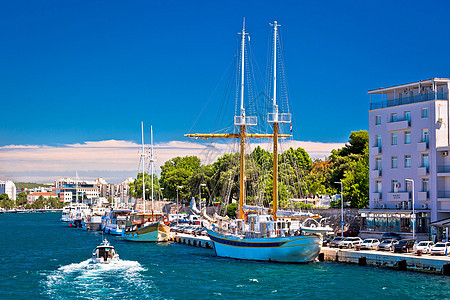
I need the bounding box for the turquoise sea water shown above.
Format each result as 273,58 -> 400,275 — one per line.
1,212 -> 449,299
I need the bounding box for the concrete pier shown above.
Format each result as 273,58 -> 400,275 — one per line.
170,233 -> 214,249
320,247 -> 450,275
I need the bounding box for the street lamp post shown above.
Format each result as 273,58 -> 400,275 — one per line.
335,181 -> 344,238
405,178 -> 415,240
177,186 -> 183,226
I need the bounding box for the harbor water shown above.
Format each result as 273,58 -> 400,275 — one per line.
1,212 -> 449,299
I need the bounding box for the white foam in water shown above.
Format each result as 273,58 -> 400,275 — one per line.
43,259 -> 157,298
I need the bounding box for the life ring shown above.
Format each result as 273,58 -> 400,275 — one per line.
311,224 -> 316,228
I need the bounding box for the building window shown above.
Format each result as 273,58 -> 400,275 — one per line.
391,113 -> 398,122
406,180 -> 412,192
375,115 -> 381,125
404,111 -> 411,122
391,156 -> 398,169
422,178 -> 429,192
391,133 -> 397,145
404,155 -> 411,168
421,129 -> 429,143
421,153 -> 429,168
404,131 -> 411,144
376,135 -> 382,148
392,180 -> 398,192
376,181 -> 382,193
422,108 -> 429,118
376,158 -> 382,170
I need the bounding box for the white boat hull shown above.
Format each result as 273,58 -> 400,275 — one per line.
122,221 -> 170,242
207,229 -> 322,263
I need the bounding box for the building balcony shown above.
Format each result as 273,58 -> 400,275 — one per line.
437,165 -> 450,176
417,166 -> 428,176
437,191 -> 450,200
370,92 -> 448,110
418,192 -> 429,201
387,192 -> 410,202
417,142 -> 429,152
371,192 -> 381,202
387,120 -> 410,131
371,169 -> 382,178
371,146 -> 381,156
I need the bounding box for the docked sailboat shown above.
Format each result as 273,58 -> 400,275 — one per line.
122,124 -> 171,242
187,21 -> 331,263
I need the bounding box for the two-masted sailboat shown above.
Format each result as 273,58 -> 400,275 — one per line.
122,123 -> 170,242
187,21 -> 331,262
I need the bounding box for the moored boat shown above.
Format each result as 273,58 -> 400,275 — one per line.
103,209 -> 133,235
187,20 -> 331,263
122,124 -> 171,242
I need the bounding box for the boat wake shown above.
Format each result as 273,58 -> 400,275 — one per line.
42,259 -> 160,299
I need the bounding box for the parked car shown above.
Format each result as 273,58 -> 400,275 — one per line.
413,241 -> 434,254
430,242 -> 450,255
381,232 -> 402,240
360,239 -> 380,250
343,228 -> 360,237
377,239 -> 398,251
339,237 -> 363,249
393,239 -> 416,253
322,234 -> 336,247
329,237 -> 344,248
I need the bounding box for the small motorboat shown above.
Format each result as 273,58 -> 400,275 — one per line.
90,239 -> 120,264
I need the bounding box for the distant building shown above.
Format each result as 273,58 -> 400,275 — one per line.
54,177 -> 100,203
363,78 -> 450,241
52,177 -> 133,205
0,181 -> 16,201
27,192 -> 58,204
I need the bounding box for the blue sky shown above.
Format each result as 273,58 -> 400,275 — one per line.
2,0 -> 450,182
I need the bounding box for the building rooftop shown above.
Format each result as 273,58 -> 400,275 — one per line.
368,78 -> 450,94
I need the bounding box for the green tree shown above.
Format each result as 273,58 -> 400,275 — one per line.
16,191 -> 27,206
31,195 -> 46,209
130,172 -> 161,200
160,156 -> 201,201
0,193 -> 14,209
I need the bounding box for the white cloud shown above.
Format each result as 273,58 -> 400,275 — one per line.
0,139 -> 344,183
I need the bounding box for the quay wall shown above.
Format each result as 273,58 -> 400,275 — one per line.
320,247 -> 450,275
171,233 -> 450,275
170,234 -> 214,249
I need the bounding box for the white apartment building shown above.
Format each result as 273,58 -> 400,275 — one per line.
0,180 -> 16,201
363,78 -> 450,241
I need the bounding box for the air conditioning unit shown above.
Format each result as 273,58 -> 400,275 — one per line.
395,203 -> 401,209
422,203 -> 428,209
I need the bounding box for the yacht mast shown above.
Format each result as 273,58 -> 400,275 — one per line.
268,21 -> 291,221
141,122 -> 146,214
238,19 -> 247,220
272,21 -> 279,221
150,125 -> 154,211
